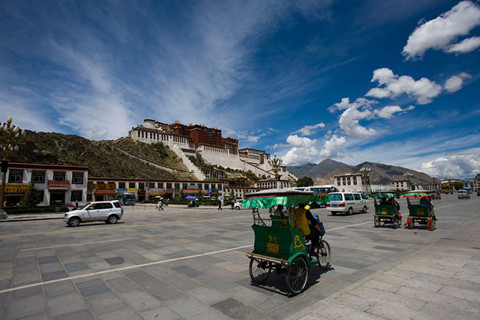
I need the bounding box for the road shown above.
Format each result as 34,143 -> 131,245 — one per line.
0,194 -> 479,319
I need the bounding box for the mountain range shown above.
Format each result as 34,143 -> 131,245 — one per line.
287,159 -> 432,186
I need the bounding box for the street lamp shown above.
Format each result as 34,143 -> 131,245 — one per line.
0,117 -> 25,219
268,153 -> 283,189
360,166 -> 371,195
431,176 -> 438,191
404,171 -> 413,191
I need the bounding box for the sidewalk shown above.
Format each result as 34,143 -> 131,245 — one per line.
291,219 -> 480,320
0,203 -> 230,222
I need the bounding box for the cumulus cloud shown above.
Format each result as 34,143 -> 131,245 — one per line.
366,68 -> 443,104
446,36 -> 480,53
374,105 -> 415,119
338,106 -> 377,138
421,148 -> 480,179
294,123 -> 325,136
444,72 -> 471,93
403,1 -> 480,60
282,134 -> 321,165
319,134 -> 346,158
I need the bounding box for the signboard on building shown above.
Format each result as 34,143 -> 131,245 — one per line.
4,184 -> 29,194
48,180 -> 70,189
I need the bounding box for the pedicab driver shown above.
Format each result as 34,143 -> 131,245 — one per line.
292,203 -> 322,256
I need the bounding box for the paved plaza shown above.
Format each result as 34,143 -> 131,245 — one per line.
0,194 -> 479,319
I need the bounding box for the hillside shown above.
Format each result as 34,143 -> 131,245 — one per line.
288,158 -> 432,186
13,131 -> 194,180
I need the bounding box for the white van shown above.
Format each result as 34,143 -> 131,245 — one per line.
327,192 -> 368,215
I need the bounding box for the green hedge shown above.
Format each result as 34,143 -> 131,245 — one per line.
4,205 -> 69,214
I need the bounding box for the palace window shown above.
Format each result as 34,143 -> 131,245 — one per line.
8,169 -> 23,183
53,171 -> 66,181
32,170 -> 46,184
72,172 -> 84,184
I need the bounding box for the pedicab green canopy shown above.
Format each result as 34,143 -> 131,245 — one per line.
371,192 -> 399,199
404,190 -> 434,198
242,189 -> 314,209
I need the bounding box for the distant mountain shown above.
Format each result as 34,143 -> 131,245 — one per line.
287,163 -> 316,178
288,158 -> 432,186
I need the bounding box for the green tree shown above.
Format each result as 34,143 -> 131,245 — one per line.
453,181 -> 464,190
23,181 -> 41,207
297,176 -> 314,187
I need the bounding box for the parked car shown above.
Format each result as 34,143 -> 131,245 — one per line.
457,190 -> 470,199
233,199 -> 244,210
63,200 -> 124,227
326,192 -> 368,215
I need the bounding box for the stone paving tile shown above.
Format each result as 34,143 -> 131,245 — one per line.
44,280 -> 77,298
86,292 -> 128,316
37,255 -> 59,264
104,256 -> 125,265
65,261 -> 90,273
118,290 -> 163,311
76,279 -> 111,297
328,292 -> 377,312
396,285 -> 480,313
185,286 -> 229,305
306,302 -> 385,320
349,285 -> 426,311
11,284 -> 43,299
97,307 -> 138,320
140,305 -> 183,320
172,264 -> 205,278
211,298 -> 268,320
419,301 -> 480,320
438,285 -> 480,303
41,270 -> 68,282
6,294 -> 45,320
366,302 -> 435,320
47,292 -> 87,317
362,279 -> 401,293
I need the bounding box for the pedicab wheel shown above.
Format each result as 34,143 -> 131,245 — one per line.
392,216 -> 398,229
249,258 -> 272,284
374,216 -> 380,227
286,256 -> 308,294
317,240 -> 331,270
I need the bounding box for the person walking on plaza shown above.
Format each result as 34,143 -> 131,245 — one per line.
217,199 -> 222,210
157,198 -> 164,211
165,198 -> 169,206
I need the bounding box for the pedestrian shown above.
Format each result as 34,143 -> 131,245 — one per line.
157,198 -> 164,211
217,199 -> 222,210
75,200 -> 79,210
165,198 -> 169,206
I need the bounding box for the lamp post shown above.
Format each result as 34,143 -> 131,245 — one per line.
0,117 -> 25,219
360,166 -> 371,195
431,176 -> 438,191
268,153 -> 283,189
404,171 -> 413,191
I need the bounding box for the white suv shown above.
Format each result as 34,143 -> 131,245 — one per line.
327,192 -> 368,215
63,200 -> 124,227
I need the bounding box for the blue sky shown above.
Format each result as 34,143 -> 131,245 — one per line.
1,0 -> 479,179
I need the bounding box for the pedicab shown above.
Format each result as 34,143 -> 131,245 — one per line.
242,189 -> 331,294
371,192 -> 402,229
405,190 -> 436,231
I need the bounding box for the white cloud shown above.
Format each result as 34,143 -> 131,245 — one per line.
421,148 -> 480,178
374,105 -> 415,119
328,97 -> 374,112
282,134 -> 321,165
319,134 -> 346,158
366,68 -> 442,104
444,72 -> 471,93
339,107 -> 377,137
446,36 -> 480,53
294,123 -> 325,136
403,1 -> 480,60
